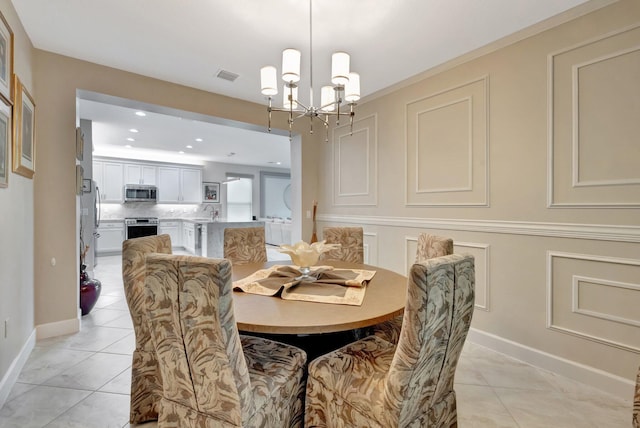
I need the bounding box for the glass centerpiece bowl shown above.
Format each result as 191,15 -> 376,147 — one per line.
277,240 -> 341,281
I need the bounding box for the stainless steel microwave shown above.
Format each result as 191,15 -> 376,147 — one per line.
124,184 -> 158,202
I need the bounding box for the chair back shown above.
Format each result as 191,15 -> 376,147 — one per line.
320,226 -> 364,264
121,234 -> 172,423
224,226 -> 267,264
145,254 -> 253,426
634,365 -> 639,427
415,233 -> 454,262
386,253 -> 475,426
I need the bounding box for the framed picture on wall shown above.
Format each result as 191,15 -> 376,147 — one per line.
0,11 -> 13,104
202,181 -> 220,203
0,96 -> 11,188
76,126 -> 84,161
12,74 -> 36,179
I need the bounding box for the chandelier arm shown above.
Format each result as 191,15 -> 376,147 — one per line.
267,97 -> 272,132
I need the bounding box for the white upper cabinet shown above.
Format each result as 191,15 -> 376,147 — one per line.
181,168 -> 202,203
124,164 -> 157,185
94,160 -> 124,203
157,167 -> 202,203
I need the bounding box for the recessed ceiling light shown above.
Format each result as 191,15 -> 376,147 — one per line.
125,145 -> 132,148
135,111 -> 146,117
276,162 -> 281,165
179,151 -> 185,154
126,137 -> 135,142
186,145 -> 193,149
129,128 -> 139,133
195,138 -> 203,142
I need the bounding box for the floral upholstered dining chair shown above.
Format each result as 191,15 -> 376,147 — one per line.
145,253 -> 307,427
372,233 -> 454,345
121,234 -> 172,424
633,365 -> 639,427
223,226 -> 267,264
305,253 -> 475,428
319,226 -> 364,264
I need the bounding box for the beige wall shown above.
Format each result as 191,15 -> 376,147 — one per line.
31,51 -> 322,331
0,0 -> 34,400
318,0 -> 640,397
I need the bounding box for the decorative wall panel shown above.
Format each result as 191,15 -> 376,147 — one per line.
548,24 -> 640,207
547,251 -> 640,352
333,114 -> 377,206
406,76 -> 488,206
363,232 -> 377,266
404,236 -> 490,310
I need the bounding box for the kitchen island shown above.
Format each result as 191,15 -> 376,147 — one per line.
191,220 -> 266,258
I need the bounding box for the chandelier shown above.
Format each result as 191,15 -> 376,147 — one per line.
259,0 -> 360,141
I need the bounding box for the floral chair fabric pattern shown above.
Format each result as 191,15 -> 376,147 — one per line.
634,365 -> 639,427
144,254 -> 307,427
372,233 -> 454,345
305,253 -> 475,428
223,226 -> 268,265
319,226 -> 364,264
121,234 -> 173,424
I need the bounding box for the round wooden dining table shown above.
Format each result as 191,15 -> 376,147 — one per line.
232,260 -> 407,335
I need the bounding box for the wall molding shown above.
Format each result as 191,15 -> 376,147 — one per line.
547,22 -> 640,208
572,275 -> 640,328
332,114 -> 378,207
546,251 -> 640,353
0,329 -> 35,409
571,46 -> 640,189
468,328 -> 634,401
404,75 -> 489,207
455,241 -> 491,311
317,214 -> 640,243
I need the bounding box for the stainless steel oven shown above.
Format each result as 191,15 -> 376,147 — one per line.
125,217 -> 159,240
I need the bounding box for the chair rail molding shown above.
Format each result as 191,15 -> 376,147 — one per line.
316,214 -> 640,243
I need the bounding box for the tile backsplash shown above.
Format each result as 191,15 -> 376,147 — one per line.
100,202 -> 222,220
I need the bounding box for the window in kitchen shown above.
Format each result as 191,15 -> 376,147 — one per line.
226,176 -> 253,221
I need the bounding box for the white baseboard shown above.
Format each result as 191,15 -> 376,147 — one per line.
468,328 -> 635,401
0,329 -> 36,409
36,317 -> 80,340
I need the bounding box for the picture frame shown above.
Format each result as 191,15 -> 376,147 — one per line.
202,181 -> 220,203
76,126 -> 84,161
0,96 -> 11,188
76,165 -> 84,195
12,74 -> 35,179
0,11 -> 13,104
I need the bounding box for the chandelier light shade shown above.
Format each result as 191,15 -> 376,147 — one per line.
331,52 -> 350,86
259,0 -> 360,141
345,72 -> 361,103
281,48 -> 301,83
260,66 -> 278,96
320,86 -> 336,112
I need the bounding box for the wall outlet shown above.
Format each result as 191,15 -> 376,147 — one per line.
306,210 -> 311,219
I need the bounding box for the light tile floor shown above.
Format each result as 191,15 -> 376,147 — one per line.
0,252 -> 633,427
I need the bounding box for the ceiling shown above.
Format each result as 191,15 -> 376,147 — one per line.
12,0 -> 593,166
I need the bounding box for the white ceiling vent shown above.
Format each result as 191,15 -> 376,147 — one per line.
216,69 -> 239,82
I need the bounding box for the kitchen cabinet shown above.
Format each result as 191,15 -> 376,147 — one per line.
124,164 -> 157,185
159,220 -> 182,248
157,167 -> 202,203
93,161 -> 124,203
96,220 -> 125,254
182,221 -> 196,254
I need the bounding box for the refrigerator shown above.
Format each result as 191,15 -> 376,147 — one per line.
80,179 -> 100,272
